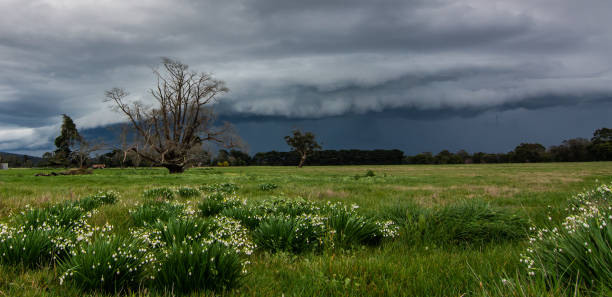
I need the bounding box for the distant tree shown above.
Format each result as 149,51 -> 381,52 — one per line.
512,143 -> 547,163
50,114 -> 82,167
228,149 -> 251,166
435,150 -> 453,164
410,152 -> 434,164
105,58 -> 243,173
549,138 -> 591,162
589,127 -> 612,161
284,129 -> 321,168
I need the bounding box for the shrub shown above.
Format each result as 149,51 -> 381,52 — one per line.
131,201 -> 185,227
253,215 -> 324,253
143,187 -> 175,200
177,187 -> 201,198
58,236 -> 152,294
365,170 -> 375,177
155,241 -> 243,293
259,183 -> 278,191
0,226 -> 55,267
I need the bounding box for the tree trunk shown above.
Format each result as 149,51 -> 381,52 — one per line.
165,164 -> 185,174
298,154 -> 307,168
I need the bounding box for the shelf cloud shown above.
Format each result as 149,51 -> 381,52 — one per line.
1,0 -> 611,154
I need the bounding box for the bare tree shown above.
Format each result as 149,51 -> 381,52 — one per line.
105,58 -> 242,173
71,138 -> 105,169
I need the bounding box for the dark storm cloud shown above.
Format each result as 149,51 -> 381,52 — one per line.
1,0 -> 612,153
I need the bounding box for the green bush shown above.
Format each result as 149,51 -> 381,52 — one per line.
176,187 -> 201,198
155,241 -> 243,293
58,236 -> 150,294
131,201 -> 185,227
143,187 -> 175,200
0,227 -> 55,267
365,170 -> 375,177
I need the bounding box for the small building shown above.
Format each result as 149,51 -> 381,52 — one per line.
0,163 -> 8,170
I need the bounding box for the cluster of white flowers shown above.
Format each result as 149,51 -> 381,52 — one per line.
520,183 -> 612,276
208,215 -> 256,256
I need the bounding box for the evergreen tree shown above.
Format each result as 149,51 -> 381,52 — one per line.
52,114 -> 82,166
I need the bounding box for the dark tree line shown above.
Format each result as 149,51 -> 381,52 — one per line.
405,128 -> 612,164
252,149 -> 405,166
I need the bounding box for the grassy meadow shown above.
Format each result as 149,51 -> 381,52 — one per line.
0,162 -> 611,296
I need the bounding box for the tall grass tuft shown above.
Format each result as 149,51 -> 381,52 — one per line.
155,241 -> 243,294
430,200 -> 528,245
198,193 -> 241,217
143,187 -> 175,200
220,207 -> 262,230
13,203 -> 85,230
523,183 -> 612,291
0,227 -> 55,267
73,190 -> 119,211
176,187 -> 201,198
200,183 -> 239,194
58,236 -> 151,294
153,217 -> 216,245
252,216 -> 324,253
326,211 -> 381,248
131,201 -> 185,226
387,200 -> 528,246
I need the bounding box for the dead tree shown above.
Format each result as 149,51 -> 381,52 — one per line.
105,58 -> 242,173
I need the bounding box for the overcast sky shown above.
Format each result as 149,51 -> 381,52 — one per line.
1,0 -> 611,156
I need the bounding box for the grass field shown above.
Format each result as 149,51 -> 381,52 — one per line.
0,163 -> 611,296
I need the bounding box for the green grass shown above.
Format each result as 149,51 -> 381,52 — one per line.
0,163 -> 611,296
